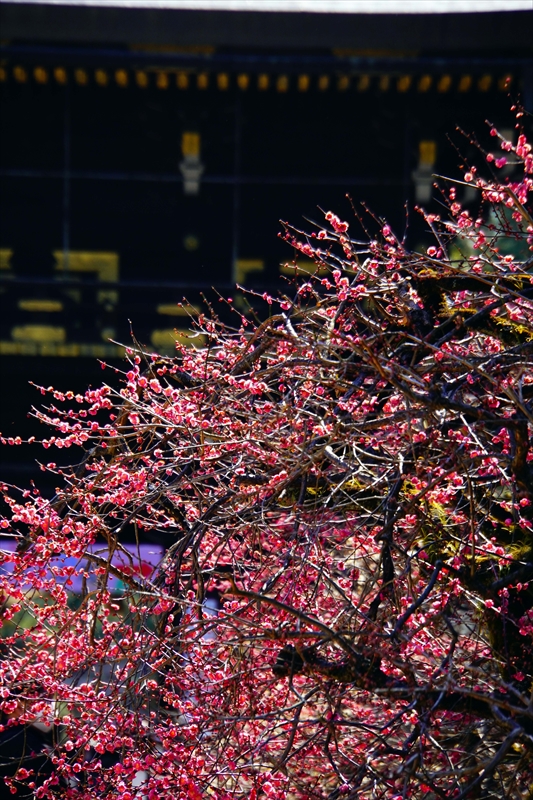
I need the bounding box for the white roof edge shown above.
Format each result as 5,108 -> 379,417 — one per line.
2,0 -> 532,13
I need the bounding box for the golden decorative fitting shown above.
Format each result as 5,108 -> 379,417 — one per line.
18,299 -> 64,313
181,132 -> 201,158
176,72 -> 189,89
276,74 -> 289,92
337,74 -> 350,91
157,303 -> 201,317
12,325 -> 66,344
417,75 -> 432,92
95,69 -> 109,87
135,71 -> 148,88
156,71 -> 169,89
478,74 -> 492,92
437,74 -> 452,92
33,66 -> 48,84
397,75 -> 411,92
197,72 -> 209,89
234,259 -> 264,285
13,66 -> 28,83
237,73 -> 250,90
74,68 -> 88,86
257,73 -> 269,90
115,69 -> 128,87
217,73 -> 229,90
458,75 -> 472,92
54,67 -> 68,84
419,140 -> 437,166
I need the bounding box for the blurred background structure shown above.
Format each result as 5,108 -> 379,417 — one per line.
0,0 -> 532,490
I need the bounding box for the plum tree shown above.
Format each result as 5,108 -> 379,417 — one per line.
1,114 -> 532,799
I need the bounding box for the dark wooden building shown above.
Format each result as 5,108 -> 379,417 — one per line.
0,0 -> 531,486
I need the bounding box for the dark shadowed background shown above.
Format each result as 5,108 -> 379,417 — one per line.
0,0 -> 531,492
